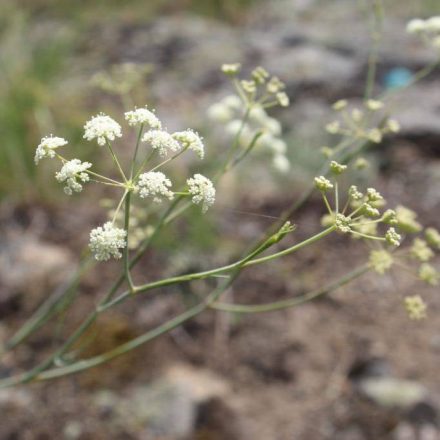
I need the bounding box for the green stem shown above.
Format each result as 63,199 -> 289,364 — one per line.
1,217 -> 276,386
364,0 -> 384,100
211,264 -> 369,313
111,190 -> 128,223
133,149 -> 156,181
215,106 -> 251,181
101,226 -> 335,311
123,191 -> 135,292
130,124 -> 144,179
86,170 -> 122,186
148,147 -> 189,173
4,257 -> 94,351
106,140 -> 127,182
228,131 -> 263,170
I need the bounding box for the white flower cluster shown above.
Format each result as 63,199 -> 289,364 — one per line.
35,103 -> 216,263
89,222 -> 127,261
142,130 -> 181,157
209,95 -> 290,174
137,171 -> 174,203
55,159 -> 92,195
141,128 -> 205,159
172,129 -> 205,159
84,113 -> 122,146
124,106 -> 162,129
187,174 -> 216,213
407,17 -> 440,49
34,136 -> 68,164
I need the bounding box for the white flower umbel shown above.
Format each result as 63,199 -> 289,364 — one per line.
89,222 -> 127,261
55,159 -> 92,195
137,171 -> 174,203
187,174 -> 216,213
84,113 -> 122,146
124,107 -> 162,129
172,129 -> 205,159
142,130 -> 181,157
35,136 -> 68,164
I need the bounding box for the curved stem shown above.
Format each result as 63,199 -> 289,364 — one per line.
211,263 -> 369,313
101,226 -> 335,311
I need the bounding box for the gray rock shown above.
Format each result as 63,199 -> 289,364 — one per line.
0,230 -> 74,312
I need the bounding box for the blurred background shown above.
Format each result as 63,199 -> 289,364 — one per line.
0,0 -> 439,439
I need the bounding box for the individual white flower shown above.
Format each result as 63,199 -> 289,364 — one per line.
425,16 -> 440,33
386,119 -> 400,133
34,136 -> 68,164
142,130 -> 181,157
124,106 -> 162,129
272,154 -> 290,173
225,119 -> 245,135
432,36 -> 440,49
404,295 -> 427,320
369,249 -> 394,274
172,129 -> 205,159
335,213 -> 352,233
410,238 -> 434,262
362,203 -> 380,218
330,160 -> 347,175
326,121 -> 341,134
89,222 -> 127,261
366,99 -> 384,111
385,227 -> 401,247
207,102 -> 234,122
267,138 -> 287,154
276,92 -> 290,107
222,95 -> 242,111
137,171 -> 174,203
221,63 -> 241,75
332,100 -> 348,111
406,18 -> 426,34
314,176 -> 333,192
262,116 -> 282,136
368,128 -> 383,143
366,188 -> 383,202
55,159 -> 92,195
187,174 -> 216,213
83,113 -> 122,146
348,185 -> 363,200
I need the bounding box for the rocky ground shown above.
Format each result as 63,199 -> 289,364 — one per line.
1,1 -> 440,439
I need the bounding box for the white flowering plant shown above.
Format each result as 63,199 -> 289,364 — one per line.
1,10 -> 440,387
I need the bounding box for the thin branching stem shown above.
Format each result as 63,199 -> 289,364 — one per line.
211,264 -> 369,313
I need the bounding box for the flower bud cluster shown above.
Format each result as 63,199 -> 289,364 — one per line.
325,99 -> 400,145
315,165 -> 402,247
220,64 -> 289,109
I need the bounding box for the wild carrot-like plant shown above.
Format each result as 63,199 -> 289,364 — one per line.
1,9 -> 439,387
